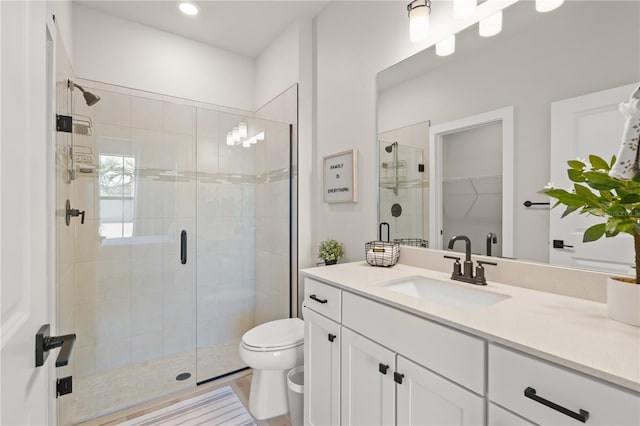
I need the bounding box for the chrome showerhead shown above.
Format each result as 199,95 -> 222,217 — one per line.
68,80 -> 101,106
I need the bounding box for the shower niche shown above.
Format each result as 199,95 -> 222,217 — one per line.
55,78 -> 293,424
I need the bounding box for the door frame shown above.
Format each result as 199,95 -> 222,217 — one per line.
429,106 -> 515,257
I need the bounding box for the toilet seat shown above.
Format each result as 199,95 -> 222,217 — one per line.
241,318 -> 303,352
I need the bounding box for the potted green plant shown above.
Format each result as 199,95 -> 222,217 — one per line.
318,239 -> 344,265
541,155 -> 640,326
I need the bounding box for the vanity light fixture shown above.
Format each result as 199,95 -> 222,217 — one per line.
256,132 -> 265,141
535,0 -> 564,13
453,0 -> 476,19
242,140 -> 251,148
407,0 -> 431,43
479,10 -> 502,37
226,131 -> 234,146
232,127 -> 240,142
436,35 -> 456,56
178,2 -> 199,16
238,122 -> 248,138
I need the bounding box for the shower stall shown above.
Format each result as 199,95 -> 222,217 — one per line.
55,79 -> 293,424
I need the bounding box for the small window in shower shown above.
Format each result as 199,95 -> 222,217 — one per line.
98,154 -> 136,239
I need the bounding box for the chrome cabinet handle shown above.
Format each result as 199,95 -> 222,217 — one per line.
524,387 -> 589,423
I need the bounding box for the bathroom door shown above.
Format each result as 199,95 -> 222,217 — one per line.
549,83 -> 637,274
0,3 -> 54,424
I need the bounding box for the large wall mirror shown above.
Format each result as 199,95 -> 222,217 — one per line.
376,0 -> 639,274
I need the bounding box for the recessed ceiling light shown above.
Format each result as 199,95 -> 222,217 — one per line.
179,2 -> 199,16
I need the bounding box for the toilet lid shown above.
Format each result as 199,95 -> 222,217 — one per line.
242,318 -> 304,349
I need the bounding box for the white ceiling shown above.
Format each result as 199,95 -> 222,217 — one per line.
76,1 -> 329,57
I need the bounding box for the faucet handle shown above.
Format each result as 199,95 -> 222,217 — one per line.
444,255 -> 462,277
475,260 -> 497,284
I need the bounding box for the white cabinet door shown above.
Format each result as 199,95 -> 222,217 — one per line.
341,328 -> 395,426
303,307 -> 341,426
397,356 -> 484,426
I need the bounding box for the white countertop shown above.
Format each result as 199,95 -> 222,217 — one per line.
301,261 -> 640,393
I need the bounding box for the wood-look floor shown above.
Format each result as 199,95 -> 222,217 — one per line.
80,370 -> 291,426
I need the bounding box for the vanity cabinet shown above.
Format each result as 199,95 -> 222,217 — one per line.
304,278 -> 486,425
303,307 -> 341,426
489,344 -> 640,426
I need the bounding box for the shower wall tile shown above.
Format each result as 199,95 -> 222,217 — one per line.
73,177 -> 97,221
196,136 -> 219,173
132,97 -> 163,131
241,184 -> 255,217
175,181 -> 197,219
163,132 -> 195,171
217,312 -> 253,343
196,108 -> 219,138
163,102 -> 195,135
241,217 -> 256,250
74,220 -> 133,262
131,255 -> 163,296
218,184 -> 242,216
132,332 -> 164,364
74,344 -> 96,377
164,324 -> 195,357
217,145 -> 231,174
216,248 -> 243,285
196,319 -> 218,348
131,291 -> 163,335
130,219 -> 165,258
95,338 -> 132,373
131,128 -> 164,169
96,297 -> 131,341
75,302 -> 97,347
196,183 -> 219,219
94,90 -> 132,127
254,184 -> 266,218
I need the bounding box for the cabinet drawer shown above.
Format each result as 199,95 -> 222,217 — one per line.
342,291 -> 485,394
304,278 -> 342,322
489,344 -> 640,425
488,403 -> 535,426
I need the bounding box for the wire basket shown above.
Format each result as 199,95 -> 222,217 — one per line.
394,238 -> 429,248
365,241 -> 400,267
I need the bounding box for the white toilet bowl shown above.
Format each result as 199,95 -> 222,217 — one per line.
239,318 -> 304,420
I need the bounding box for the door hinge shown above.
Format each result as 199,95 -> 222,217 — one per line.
56,376 -> 72,398
394,372 -> 405,384
56,114 -> 72,133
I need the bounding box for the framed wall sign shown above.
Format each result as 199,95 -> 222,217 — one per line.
323,149 -> 358,203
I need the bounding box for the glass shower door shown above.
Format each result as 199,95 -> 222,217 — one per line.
57,86 -> 197,425
378,141 -> 425,245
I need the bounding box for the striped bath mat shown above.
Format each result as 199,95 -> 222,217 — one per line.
118,386 -> 256,426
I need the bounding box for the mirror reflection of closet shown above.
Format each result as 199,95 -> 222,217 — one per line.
442,122 -> 502,257
378,121 -> 429,246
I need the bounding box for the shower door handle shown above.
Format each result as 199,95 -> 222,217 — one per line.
181,230 -> 187,264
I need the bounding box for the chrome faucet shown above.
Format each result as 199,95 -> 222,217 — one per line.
445,235 -> 496,285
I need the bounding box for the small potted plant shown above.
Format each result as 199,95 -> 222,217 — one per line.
318,239 -> 344,266
541,155 -> 640,326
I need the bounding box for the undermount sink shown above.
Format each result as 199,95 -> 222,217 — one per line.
382,276 -> 510,312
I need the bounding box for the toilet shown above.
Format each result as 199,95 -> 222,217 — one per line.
239,317 -> 304,420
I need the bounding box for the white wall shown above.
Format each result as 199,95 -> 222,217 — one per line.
48,0 -> 74,62
254,21 -> 300,110
377,0 -> 639,262
312,0 -> 516,262
73,4 -> 255,111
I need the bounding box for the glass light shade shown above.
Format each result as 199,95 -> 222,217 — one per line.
249,137 -> 257,145
226,132 -> 234,146
256,132 -> 265,141
178,2 -> 199,16
454,0 -> 476,19
436,35 -> 456,56
409,1 -> 430,43
535,0 -> 564,13
238,122 -> 248,138
242,140 -> 251,148
232,127 -> 240,141
479,11 -> 502,37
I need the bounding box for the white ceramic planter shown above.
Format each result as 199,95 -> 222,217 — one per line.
607,277 -> 640,327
